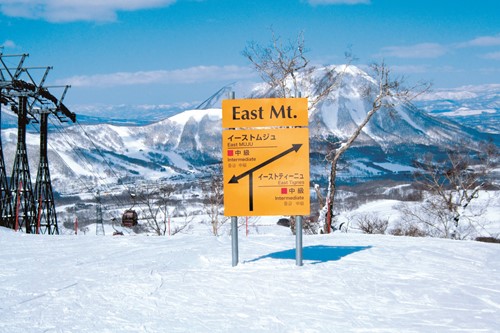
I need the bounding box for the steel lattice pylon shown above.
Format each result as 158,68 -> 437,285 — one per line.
95,190 -> 105,236
0,101 -> 14,228
9,96 -> 36,233
0,135 -> 11,227
1,51 -> 75,233
34,112 -> 59,234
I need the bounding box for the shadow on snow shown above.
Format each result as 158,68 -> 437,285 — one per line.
246,245 -> 372,264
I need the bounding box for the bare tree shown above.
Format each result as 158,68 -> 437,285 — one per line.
289,215 -> 320,235
170,210 -> 194,235
243,29 -> 347,107
136,183 -> 175,236
323,63 -> 430,232
404,142 -> 499,239
202,169 -> 229,236
354,213 -> 389,235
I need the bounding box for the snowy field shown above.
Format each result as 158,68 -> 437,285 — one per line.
1,226 -> 500,332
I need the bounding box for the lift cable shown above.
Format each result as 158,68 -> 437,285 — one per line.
43,117 -> 149,224
47,121 -> 131,210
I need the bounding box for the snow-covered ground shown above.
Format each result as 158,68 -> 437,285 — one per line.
1,226 -> 499,332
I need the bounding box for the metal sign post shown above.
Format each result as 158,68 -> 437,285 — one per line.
296,216 -> 303,266
231,216 -> 238,267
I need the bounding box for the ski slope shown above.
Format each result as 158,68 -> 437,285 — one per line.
1,228 -> 499,332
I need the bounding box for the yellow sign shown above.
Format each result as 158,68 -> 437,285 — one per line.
222,127 -> 310,216
222,97 -> 308,128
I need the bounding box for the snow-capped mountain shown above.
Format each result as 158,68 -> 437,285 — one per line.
309,67 -> 486,145
1,66 -> 496,195
413,84 -> 500,134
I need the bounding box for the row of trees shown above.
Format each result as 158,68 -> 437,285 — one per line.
60,178 -> 228,236
399,142 -> 498,239
129,176 -> 236,236
122,174 -> 263,236
123,136 -> 499,238
334,141 -> 498,239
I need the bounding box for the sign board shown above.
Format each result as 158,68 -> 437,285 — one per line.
222,98 -> 310,216
222,98 -> 308,128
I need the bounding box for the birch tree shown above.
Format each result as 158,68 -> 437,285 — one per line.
202,168 -> 228,236
323,63 -> 430,232
243,32 -> 430,233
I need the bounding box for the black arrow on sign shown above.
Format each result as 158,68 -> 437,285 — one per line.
228,143 -> 302,211
229,144 -> 302,184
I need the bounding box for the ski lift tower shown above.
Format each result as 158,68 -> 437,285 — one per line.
0,51 -> 76,233
0,51 -> 28,228
96,190 -> 105,235
34,84 -> 74,234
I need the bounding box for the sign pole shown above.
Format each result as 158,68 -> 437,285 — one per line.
229,92 -> 239,267
231,216 -> 238,267
296,216 -> 303,266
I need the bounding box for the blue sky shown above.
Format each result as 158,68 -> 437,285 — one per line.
1,0 -> 499,107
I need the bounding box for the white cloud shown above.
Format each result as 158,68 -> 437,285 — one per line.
378,43 -> 448,59
1,39 -> 16,48
307,0 -> 370,4
377,34 -> 500,60
479,67 -> 500,74
0,0 -> 176,22
389,65 -> 430,74
482,51 -> 500,60
57,65 -> 256,87
379,64 -> 460,77
457,34 -> 500,48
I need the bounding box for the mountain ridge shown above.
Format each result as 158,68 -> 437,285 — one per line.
1,66 -> 497,195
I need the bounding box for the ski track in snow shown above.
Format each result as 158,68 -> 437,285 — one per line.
0,230 -> 499,332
